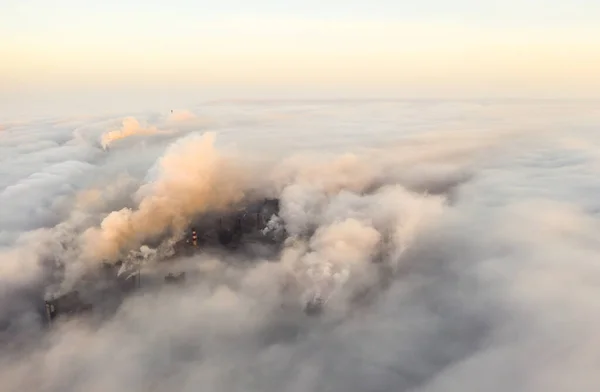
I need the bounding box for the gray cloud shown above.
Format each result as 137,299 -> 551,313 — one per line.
1,101 -> 600,392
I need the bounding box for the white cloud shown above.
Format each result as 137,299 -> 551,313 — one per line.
1,101 -> 600,392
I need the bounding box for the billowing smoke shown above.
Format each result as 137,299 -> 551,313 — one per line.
100,117 -> 175,150
83,131 -> 251,263
2,101 -> 600,392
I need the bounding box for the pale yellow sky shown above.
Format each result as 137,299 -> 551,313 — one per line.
2,6 -> 600,100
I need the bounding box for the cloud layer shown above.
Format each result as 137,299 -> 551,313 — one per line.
1,100 -> 600,392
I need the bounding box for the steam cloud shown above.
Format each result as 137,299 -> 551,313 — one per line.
1,101 -> 600,392
100,117 -> 176,150
83,131 -> 251,262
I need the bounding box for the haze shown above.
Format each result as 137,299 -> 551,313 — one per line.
2,0 -> 600,117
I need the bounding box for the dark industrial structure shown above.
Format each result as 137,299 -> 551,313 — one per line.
41,197 -> 306,326
173,197 -> 284,253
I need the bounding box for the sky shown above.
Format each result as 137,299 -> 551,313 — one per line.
1,0 -> 600,114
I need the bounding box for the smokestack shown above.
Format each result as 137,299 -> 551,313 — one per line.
191,228 -> 198,247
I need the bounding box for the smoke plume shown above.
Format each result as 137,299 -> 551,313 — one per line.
100,117 -> 175,150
